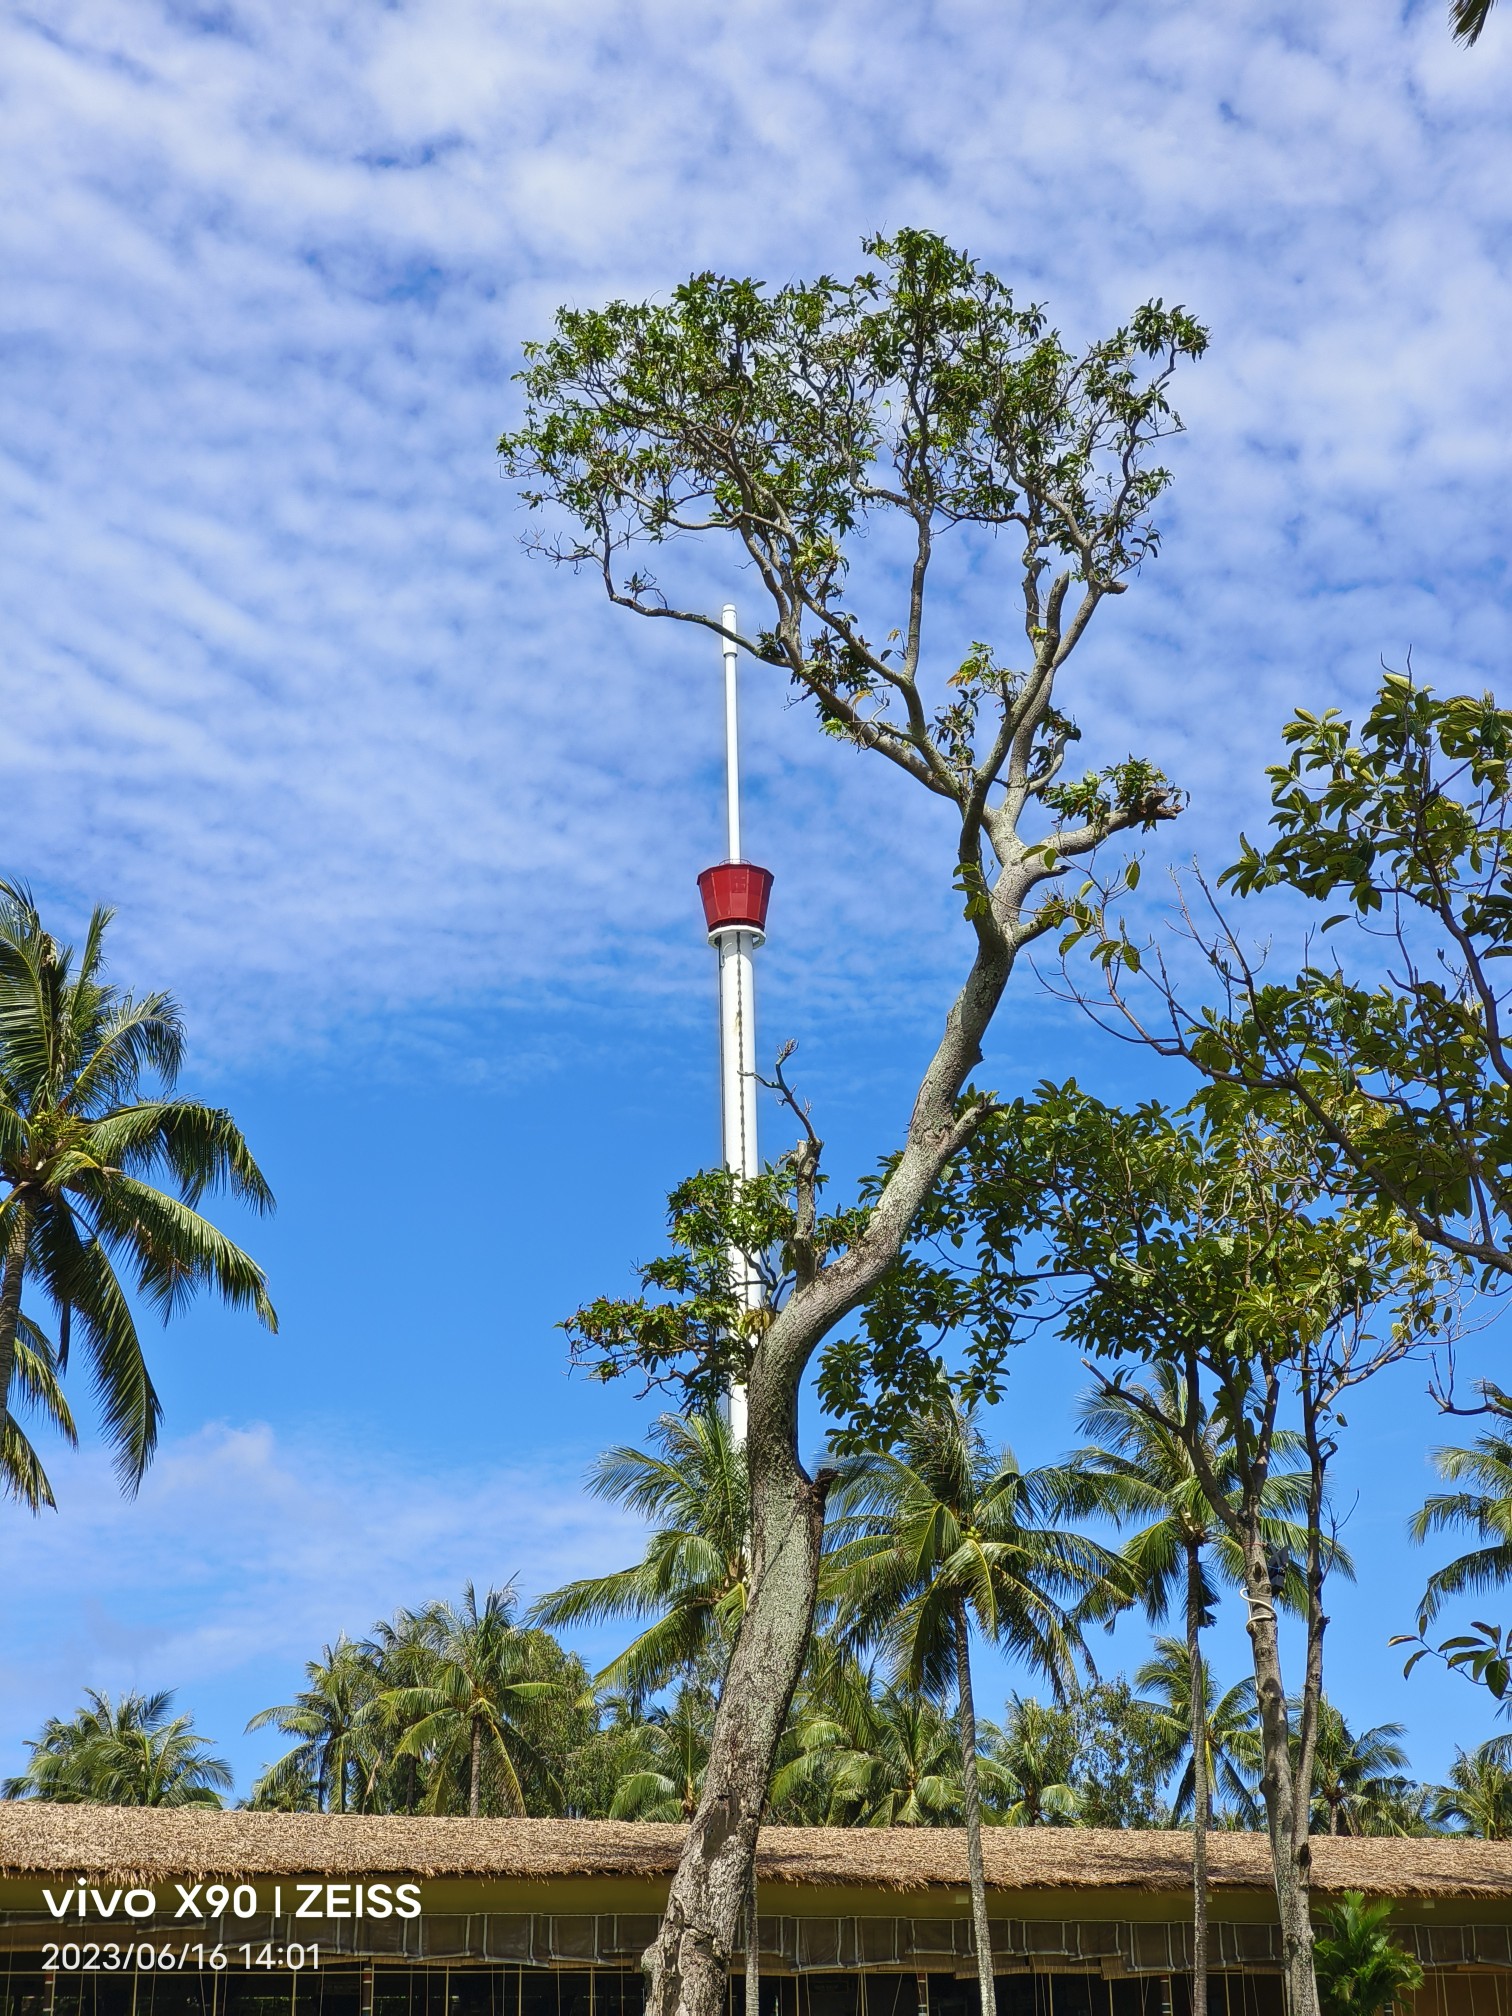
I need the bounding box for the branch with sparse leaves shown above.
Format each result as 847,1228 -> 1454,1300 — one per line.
1054,674 -> 1512,1283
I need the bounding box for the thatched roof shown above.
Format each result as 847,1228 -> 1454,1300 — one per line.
2,1810 -> 1512,1900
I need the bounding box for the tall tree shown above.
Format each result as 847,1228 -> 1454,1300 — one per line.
562,1692 -> 661,1820
1135,1639 -> 1260,1827
247,1637 -> 381,1814
501,230 -> 1204,2016
4,1689 -> 231,1806
387,1582 -> 566,1817
359,1604 -> 439,1814
1429,1738 -> 1512,1838
979,1695 -> 1080,1827
867,1091 -> 1452,2016
0,883 -> 275,1487
1071,1368 -> 1325,2016
774,1671 -> 965,1828
607,1681 -> 718,1822
826,1399 -> 1125,2016
1303,1700 -> 1411,1837
531,1411 -> 748,1696
1061,1680 -> 1174,1828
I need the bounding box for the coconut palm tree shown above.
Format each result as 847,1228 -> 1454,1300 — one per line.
530,1410 -> 747,1696
1071,1370 -> 1334,2016
387,1582 -> 565,1817
0,883 -> 275,1488
1428,1738 -> 1512,1839
563,1692 -> 662,1819
4,1689 -> 232,1805
1135,1639 -> 1260,1826
827,1398 -> 1125,2016
774,1667 -> 963,1829
979,1695 -> 1080,1827
1409,1430 -> 1512,1628
823,1686 -> 964,1827
3,1314 -> 76,1512
1302,1701 -> 1411,1837
608,1680 -> 716,1822
246,1637 -> 381,1813
359,1603 -> 443,1814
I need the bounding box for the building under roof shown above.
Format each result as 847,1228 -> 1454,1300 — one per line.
3,1811 -> 1509,2016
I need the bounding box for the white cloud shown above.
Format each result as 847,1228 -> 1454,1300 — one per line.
0,1420 -> 641,1792
2,0 -> 1511,1065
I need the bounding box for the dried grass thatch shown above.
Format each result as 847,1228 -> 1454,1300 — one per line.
2,1809 -> 1512,1900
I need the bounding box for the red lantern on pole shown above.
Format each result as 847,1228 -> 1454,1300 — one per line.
697,861 -> 774,938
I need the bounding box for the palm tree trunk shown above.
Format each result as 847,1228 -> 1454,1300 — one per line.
745,1863 -> 760,2016
0,1203 -> 28,1451
470,1715 -> 483,1819
1186,1542 -> 1209,2016
954,1599 -> 997,2016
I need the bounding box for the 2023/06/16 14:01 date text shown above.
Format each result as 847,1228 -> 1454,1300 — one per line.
43,1944 -> 320,1972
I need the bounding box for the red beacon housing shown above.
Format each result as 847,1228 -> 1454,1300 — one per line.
697,861 -> 774,942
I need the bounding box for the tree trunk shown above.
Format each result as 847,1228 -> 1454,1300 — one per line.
744,1862 -> 760,2016
1241,1530 -> 1318,2016
642,1396 -> 826,2016
640,929 -> 1020,2016
0,1204 -> 28,1452
1186,1542 -> 1209,2016
470,1717 -> 483,1820
954,1599 -> 997,2016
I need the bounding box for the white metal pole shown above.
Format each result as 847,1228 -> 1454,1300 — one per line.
723,602 -> 741,863
716,602 -> 759,1445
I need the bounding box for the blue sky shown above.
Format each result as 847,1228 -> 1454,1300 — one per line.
4,0 -> 1512,1797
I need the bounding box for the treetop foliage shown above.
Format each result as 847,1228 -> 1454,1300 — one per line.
500,231 -> 1200,924
500,228 -> 1207,615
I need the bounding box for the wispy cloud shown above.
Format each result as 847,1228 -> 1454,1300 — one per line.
2,0 -> 1510,1064
0,1420 -> 640,1792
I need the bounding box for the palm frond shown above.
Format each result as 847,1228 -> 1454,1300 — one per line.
3,1415 -> 59,1513
1452,0 -> 1496,44
11,1314 -> 78,1442
83,1101 -> 274,1212
66,993 -> 186,1116
86,1176 -> 275,1328
32,1210 -> 159,1488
